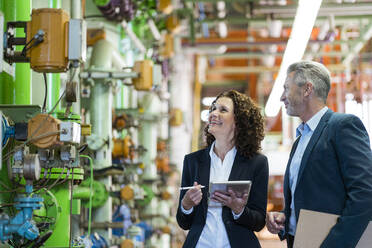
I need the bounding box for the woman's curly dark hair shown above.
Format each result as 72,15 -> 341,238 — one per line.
204,90 -> 265,159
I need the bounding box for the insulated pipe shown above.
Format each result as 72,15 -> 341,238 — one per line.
139,93 -> 161,181
70,0 -> 82,115
89,39 -> 113,242
69,0 -> 83,243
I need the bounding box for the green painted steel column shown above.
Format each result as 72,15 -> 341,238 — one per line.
15,0 -> 31,104
43,185 -> 71,248
0,0 -> 32,104
46,0 -> 62,112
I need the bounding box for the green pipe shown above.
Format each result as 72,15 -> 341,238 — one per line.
15,0 -> 31,105
47,73 -> 61,112
43,185 -> 71,247
47,0 -> 61,112
72,186 -> 91,199
0,0 -> 32,105
80,155 -> 93,236
49,0 -> 61,8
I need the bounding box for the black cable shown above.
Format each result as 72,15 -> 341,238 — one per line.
78,143 -> 88,153
21,32 -> 44,57
21,37 -> 35,56
42,73 -> 48,113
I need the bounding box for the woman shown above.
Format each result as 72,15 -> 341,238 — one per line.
176,90 -> 268,248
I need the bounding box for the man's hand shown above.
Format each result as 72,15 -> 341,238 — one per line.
266,212 -> 285,234
181,182 -> 203,210
211,189 -> 248,214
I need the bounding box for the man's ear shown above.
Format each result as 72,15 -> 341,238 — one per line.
304,82 -> 313,97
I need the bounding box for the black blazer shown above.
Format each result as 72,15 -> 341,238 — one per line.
176,146 -> 269,248
281,109 -> 372,247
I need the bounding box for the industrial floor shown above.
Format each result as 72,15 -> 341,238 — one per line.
260,238 -> 287,248
258,227 -> 287,248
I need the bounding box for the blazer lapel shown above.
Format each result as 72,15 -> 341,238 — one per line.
295,109 -> 333,189
228,152 -> 245,181
198,147 -> 211,217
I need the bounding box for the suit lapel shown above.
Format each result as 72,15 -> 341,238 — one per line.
228,152 -> 245,181
198,147 -> 211,217
295,109 -> 333,189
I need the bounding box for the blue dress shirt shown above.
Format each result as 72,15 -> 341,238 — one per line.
288,107 -> 328,235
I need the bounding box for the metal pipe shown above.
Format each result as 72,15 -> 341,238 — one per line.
15,0 -> 31,105
72,186 -> 91,199
70,0 -> 82,116
206,64 -> 347,74
207,51 -> 350,59
71,0 -> 81,19
253,3 -> 372,17
80,71 -> 138,79
183,37 -> 354,47
343,19 -> 372,65
89,39 -> 113,242
201,15 -> 372,27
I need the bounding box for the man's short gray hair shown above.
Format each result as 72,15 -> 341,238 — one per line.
287,61 -> 331,103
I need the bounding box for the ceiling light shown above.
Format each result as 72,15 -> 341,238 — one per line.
265,0 -> 323,117
202,97 -> 216,106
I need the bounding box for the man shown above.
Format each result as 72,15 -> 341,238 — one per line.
266,61 -> 372,248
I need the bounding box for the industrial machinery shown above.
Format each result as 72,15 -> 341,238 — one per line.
1,0 -> 179,247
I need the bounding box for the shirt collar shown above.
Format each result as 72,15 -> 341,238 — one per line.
209,141 -> 237,160
296,106 -> 328,136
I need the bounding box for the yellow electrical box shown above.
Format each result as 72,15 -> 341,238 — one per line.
28,114 -> 62,148
132,60 -> 153,91
166,15 -> 180,33
112,136 -> 134,159
81,124 -> 91,136
169,108 -> 183,126
161,33 -> 174,58
158,0 -> 173,14
27,8 -> 69,72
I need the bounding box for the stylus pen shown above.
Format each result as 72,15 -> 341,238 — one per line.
179,185 -> 205,190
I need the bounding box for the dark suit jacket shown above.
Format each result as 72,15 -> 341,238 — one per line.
282,109 -> 372,247
176,146 -> 269,248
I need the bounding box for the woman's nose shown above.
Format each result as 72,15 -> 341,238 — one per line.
210,111 -> 218,117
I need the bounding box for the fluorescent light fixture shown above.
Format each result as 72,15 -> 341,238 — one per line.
202,97 -> 216,106
201,109 -> 210,122
265,0 -> 323,117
